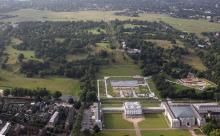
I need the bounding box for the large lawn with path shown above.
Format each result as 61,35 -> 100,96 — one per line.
139,114 -> 169,129
103,113 -> 134,129
0,70 -> 80,96
97,130 -> 136,136
141,130 -> 191,136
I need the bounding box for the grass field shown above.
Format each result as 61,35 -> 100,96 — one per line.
173,84 -> 191,92
103,113 -> 134,129
5,46 -> 38,64
183,54 -> 207,71
141,130 -> 191,136
194,129 -> 203,135
147,39 -> 185,49
99,65 -> 141,78
99,80 -> 106,97
98,131 -> 136,136
2,9 -> 220,35
139,114 -> 169,129
124,24 -> 143,29
147,79 -> 161,98
0,70 -> 80,96
87,28 -> 106,34
5,37 -> 41,66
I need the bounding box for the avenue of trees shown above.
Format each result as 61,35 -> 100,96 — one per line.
3,87 -> 62,100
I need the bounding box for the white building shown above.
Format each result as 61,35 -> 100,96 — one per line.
124,102 -> 142,118
161,102 -> 205,128
91,103 -> 103,130
0,122 -> 11,136
194,103 -> 220,120
48,111 -> 59,128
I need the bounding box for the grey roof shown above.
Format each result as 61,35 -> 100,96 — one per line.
111,80 -> 138,87
170,106 -> 195,118
124,102 -> 141,110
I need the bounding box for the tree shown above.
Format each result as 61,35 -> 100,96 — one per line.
53,91 -> 62,99
73,101 -> 81,109
210,129 -> 220,136
86,91 -> 97,102
68,97 -> 74,104
17,53 -> 24,63
202,123 -> 215,135
3,89 -> 10,96
93,125 -> 100,133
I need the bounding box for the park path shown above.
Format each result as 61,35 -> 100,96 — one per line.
123,115 -> 144,136
189,129 -> 197,136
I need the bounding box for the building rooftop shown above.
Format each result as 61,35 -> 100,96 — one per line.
49,111 -> 59,123
124,102 -> 141,110
170,106 -> 195,118
111,80 -> 138,87
0,122 -> 10,136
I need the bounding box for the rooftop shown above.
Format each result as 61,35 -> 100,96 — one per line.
170,105 -> 195,118
124,102 -> 141,110
111,80 -> 138,87
49,111 -> 59,123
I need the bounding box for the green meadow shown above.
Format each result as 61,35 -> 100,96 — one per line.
2,9 -> 220,35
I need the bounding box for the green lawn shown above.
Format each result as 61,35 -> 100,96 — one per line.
141,130 -> 191,136
103,113 -> 134,129
97,131 -> 136,136
2,9 -> 220,35
124,24 -> 143,29
139,114 -> 169,129
147,79 -> 161,98
0,70 -> 80,96
5,46 -> 39,64
183,54 -> 207,71
173,84 -> 191,92
99,80 -> 106,97
99,65 -> 141,78
194,129 -> 204,135
87,28 -> 106,34
95,42 -> 112,52
66,53 -> 88,62
146,39 -> 185,49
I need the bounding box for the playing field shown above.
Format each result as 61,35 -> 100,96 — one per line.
103,113 -> 134,129
2,9 -> 220,35
99,65 -> 141,78
139,114 -> 169,129
98,130 -> 136,136
146,39 -> 185,49
141,130 -> 191,136
0,70 -> 81,96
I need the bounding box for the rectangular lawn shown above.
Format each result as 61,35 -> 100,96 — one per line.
0,70 -> 80,96
98,130 -> 136,136
141,130 -> 191,136
103,113 -> 134,129
139,114 -> 169,129
99,65 -> 141,78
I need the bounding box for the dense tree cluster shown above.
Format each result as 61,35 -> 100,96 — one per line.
3,87 -> 62,100
197,32 -> 220,85
203,119 -> 220,136
152,74 -> 218,99
5,21 -> 108,77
